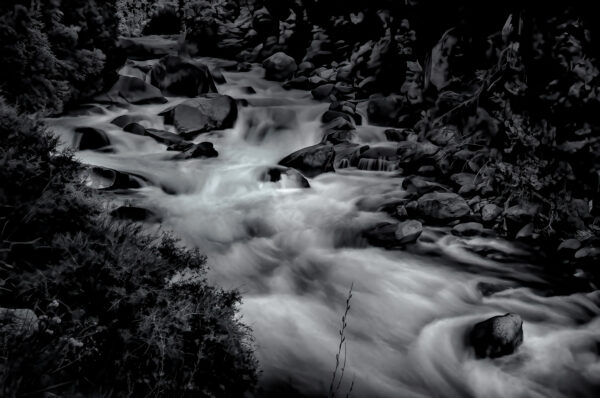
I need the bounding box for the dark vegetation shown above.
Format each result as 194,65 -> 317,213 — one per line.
0,1 -> 257,396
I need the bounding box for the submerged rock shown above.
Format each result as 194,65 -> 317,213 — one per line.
278,143 -> 335,178
263,52 -> 297,81
161,94 -> 238,138
150,55 -> 217,97
259,166 -> 310,188
83,167 -> 147,190
469,313 -> 524,359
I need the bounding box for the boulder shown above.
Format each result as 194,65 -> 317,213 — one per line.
395,220 -> 423,244
364,223 -> 398,248
384,129 -> 407,142
469,313 -> 523,359
322,110 -> 354,125
75,127 -> 111,151
145,128 -> 187,146
263,52 -> 297,81
417,192 -> 470,221
278,143 -> 335,178
95,76 -> 167,105
367,96 -> 402,126
150,55 -> 217,97
161,94 -> 238,138
111,114 -> 147,128
312,84 -> 336,100
402,176 -> 449,196
123,122 -> 147,136
172,142 -> 219,160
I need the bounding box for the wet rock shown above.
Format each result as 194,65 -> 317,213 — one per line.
322,129 -> 356,145
364,222 -> 398,248
263,52 -> 297,81
172,142 -> 218,160
123,122 -> 147,136
322,110 -> 354,125
117,36 -> 178,60
75,127 -> 111,151
141,128 -> 185,146
111,114 -> 147,128
150,55 -> 217,97
332,143 -> 368,169
504,202 -> 539,231
110,206 -> 160,222
476,282 -> 513,297
574,247 -> 600,259
118,63 -> 147,80
329,101 -> 361,124
481,203 -> 502,222
84,167 -> 147,190
95,76 -> 167,105
161,94 -> 238,138
402,176 -> 449,196
0,308 -> 38,338
452,222 -> 484,237
259,166 -> 310,188
426,126 -> 460,146
278,143 -> 335,178
515,223 -> 536,241
417,192 -> 470,221
469,313 -> 524,359
395,220 -> 423,244
283,76 -> 311,90
296,61 -> 315,76
312,84 -> 336,100
166,141 -> 195,152
397,141 -> 440,168
356,146 -> 401,171
384,129 -> 407,142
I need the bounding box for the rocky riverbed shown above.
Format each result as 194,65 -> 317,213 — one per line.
44,35 -> 600,398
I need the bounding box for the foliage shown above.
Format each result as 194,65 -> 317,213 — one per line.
0,101 -> 257,397
0,1 -> 119,115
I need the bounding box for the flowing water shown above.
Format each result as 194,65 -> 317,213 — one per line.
46,59 -> 600,398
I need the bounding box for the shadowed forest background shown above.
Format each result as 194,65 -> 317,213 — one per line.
1,1 -> 600,397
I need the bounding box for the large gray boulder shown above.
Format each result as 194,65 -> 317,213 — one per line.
263,52 -> 297,81
150,55 -> 217,97
469,313 -> 524,358
278,143 -> 335,178
161,94 -> 238,138
417,192 -> 470,221
395,220 -> 423,244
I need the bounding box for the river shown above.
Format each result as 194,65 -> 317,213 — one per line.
46,58 -> 600,398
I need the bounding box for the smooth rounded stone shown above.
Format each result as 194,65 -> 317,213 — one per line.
417,192 -> 470,221
469,313 -> 524,359
476,282 -> 514,297
263,52 -> 297,81
574,247 -> 600,259
296,61 -> 315,76
504,202 -> 539,224
323,116 -> 356,131
123,122 -> 147,136
83,166 -> 147,190
259,166 -> 310,189
118,64 -> 147,80
481,203 -> 502,222
451,173 -> 477,187
322,129 -> 356,145
161,94 -> 238,139
111,114 -> 147,128
150,55 -> 217,97
312,84 -> 336,100
110,206 -> 160,222
0,308 -> 38,338
74,127 -> 111,151
172,142 -> 218,160
452,222 -> 484,237
95,75 -> 167,105
278,143 -> 335,178
558,238 -> 582,252
395,220 -> 423,244
516,223 -> 536,240
283,76 -> 311,90
402,176 -> 449,196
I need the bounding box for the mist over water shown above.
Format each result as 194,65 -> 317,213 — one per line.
47,60 -> 600,398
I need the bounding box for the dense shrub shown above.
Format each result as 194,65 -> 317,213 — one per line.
0,1 -> 120,115
144,5 -> 182,35
0,100 -> 258,396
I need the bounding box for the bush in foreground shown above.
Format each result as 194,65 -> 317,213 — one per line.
0,101 -> 257,397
